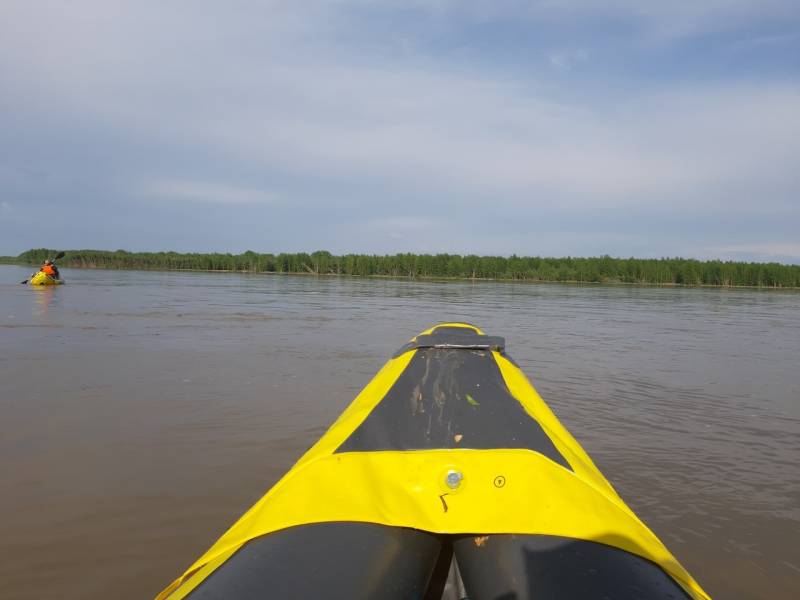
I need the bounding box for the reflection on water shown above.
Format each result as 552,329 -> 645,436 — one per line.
1,265 -> 799,600
31,285 -> 57,317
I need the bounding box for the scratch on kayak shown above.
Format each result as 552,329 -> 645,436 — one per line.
782,560 -> 800,574
439,493 -> 449,513
409,385 -> 423,416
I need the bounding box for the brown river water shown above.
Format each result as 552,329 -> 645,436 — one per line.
1,265 -> 799,599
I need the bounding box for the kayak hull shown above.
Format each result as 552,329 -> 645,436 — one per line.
29,272 -> 63,285
158,323 -> 711,600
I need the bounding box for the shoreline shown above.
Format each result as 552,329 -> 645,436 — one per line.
3,260 -> 798,290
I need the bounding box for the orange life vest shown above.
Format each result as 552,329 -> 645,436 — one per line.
41,264 -> 56,276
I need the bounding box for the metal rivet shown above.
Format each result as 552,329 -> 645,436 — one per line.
446,470 -> 463,489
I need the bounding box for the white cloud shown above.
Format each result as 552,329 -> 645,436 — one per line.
145,180 -> 277,205
195,66 -> 799,213
709,243 -> 800,262
3,2 -> 798,212
547,49 -> 588,71
365,216 -> 439,240
5,12 -> 799,213
391,0 -> 799,39
0,0 -> 798,257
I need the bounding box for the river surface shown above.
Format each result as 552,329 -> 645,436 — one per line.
1,265 -> 799,599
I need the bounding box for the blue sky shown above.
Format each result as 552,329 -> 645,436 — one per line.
1,1 -> 798,261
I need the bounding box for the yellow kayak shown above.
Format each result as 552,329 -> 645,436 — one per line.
158,323 -> 710,600
29,271 -> 64,285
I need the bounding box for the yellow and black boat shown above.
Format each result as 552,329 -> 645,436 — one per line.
158,323 -> 710,600
28,271 -> 64,285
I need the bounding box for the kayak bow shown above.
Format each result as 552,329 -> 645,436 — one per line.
158,323 -> 710,600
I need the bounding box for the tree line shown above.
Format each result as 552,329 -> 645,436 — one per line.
4,248 -> 799,288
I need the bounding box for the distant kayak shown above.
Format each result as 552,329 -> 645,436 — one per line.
29,272 -> 64,285
158,323 -> 711,600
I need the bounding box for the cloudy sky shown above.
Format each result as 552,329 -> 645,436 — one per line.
1,1 -> 798,261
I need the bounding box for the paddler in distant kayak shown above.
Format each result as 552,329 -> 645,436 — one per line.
21,251 -> 66,285
39,259 -> 61,280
